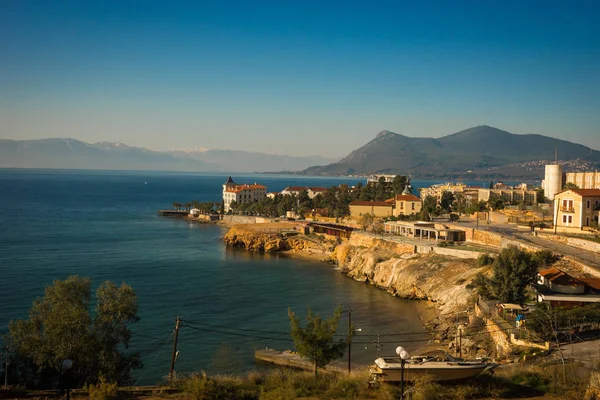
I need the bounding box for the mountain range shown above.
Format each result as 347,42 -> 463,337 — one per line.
2,126 -> 599,179
300,126 -> 600,179
0,138 -> 336,173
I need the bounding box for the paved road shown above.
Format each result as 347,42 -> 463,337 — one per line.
454,219 -> 600,273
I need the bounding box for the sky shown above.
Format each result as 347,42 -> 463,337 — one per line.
1,0 -> 599,157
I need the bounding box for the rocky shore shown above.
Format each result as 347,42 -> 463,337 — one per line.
223,224 -> 485,315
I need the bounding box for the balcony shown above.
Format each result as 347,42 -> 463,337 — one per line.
560,207 -> 575,213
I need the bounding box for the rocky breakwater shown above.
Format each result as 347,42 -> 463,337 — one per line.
334,234 -> 487,314
222,224 -> 335,259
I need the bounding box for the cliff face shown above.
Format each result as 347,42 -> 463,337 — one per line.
334,243 -> 485,314
223,226 -> 484,314
222,226 -> 334,256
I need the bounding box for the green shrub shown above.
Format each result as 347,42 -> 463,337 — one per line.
87,377 -> 119,400
476,253 -> 494,267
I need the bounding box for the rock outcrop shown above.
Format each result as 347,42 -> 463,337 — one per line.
222,225 -> 332,256
223,225 -> 485,314
334,243 -> 486,314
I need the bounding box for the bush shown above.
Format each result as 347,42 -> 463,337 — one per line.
476,253 -> 494,267
87,377 -> 119,400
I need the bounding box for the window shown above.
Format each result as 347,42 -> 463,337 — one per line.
568,215 -> 572,224
587,200 -> 591,209
411,203 -> 415,210
400,202 -> 404,209
563,215 -> 567,223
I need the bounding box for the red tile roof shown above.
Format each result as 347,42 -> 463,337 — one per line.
224,184 -> 266,193
395,194 -> 421,202
571,189 -> 600,197
584,279 -> 600,290
350,200 -> 393,207
539,267 -> 584,286
556,188 -> 600,197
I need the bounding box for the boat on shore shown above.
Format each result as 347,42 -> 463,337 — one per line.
368,350 -> 498,383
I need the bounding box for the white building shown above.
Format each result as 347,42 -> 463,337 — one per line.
280,186 -> 328,199
367,174 -> 397,184
222,176 -> 267,212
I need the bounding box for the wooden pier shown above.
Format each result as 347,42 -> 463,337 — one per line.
255,348 -> 346,373
157,209 -> 189,217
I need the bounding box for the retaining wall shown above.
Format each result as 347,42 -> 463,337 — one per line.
538,233 -> 600,254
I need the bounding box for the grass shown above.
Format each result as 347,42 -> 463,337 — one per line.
167,362 -> 591,400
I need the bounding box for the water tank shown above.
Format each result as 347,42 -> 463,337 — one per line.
544,164 -> 563,200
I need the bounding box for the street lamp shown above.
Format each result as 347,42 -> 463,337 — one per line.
62,359 -> 73,400
396,346 -> 410,400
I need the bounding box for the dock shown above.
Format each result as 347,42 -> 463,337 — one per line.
255,348 -> 346,373
157,209 -> 189,217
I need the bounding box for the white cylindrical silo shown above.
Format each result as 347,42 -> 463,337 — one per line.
544,164 -> 563,200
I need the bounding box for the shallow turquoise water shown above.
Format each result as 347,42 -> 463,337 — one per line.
0,169 -> 434,384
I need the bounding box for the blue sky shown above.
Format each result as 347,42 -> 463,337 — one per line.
1,0 -> 599,157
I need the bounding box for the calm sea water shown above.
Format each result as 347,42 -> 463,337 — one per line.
0,169 -> 443,384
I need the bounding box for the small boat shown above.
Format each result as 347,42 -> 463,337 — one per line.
369,350 -> 498,383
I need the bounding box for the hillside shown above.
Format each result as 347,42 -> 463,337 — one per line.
0,138 -> 335,172
301,126 -> 600,179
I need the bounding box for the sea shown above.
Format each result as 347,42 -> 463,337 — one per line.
1,169 -> 457,385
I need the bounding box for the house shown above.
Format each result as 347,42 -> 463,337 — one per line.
394,194 -> 422,217
553,189 -> 600,229
349,200 -> 393,218
534,267 -> 600,307
280,186 -> 328,199
222,176 -> 267,212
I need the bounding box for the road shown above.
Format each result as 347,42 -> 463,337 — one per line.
454,219 -> 600,273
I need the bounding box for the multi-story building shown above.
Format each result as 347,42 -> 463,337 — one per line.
542,164 -> 600,200
419,182 -> 481,205
553,189 -> 600,229
393,194 -> 422,217
478,188 -> 538,205
280,186 -> 328,199
566,171 -> 600,190
222,176 -> 267,212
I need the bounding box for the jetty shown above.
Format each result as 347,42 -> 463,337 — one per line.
157,209 -> 188,217
255,348 -> 346,373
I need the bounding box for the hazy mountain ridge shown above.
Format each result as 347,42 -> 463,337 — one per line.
301,126 -> 600,179
0,138 -> 336,173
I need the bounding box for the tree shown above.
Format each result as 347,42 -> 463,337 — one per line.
420,195 -> 437,220
440,191 -> 455,213
7,276 -> 140,388
563,182 -> 579,190
172,202 -> 182,211
488,196 -> 505,211
288,306 -> 352,377
489,246 -> 543,305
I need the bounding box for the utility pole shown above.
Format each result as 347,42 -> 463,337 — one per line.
169,317 -> 181,384
2,346 -> 8,388
374,335 -> 383,358
459,328 -> 462,359
347,308 -> 352,374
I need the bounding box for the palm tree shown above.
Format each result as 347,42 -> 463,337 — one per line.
184,202 -> 192,212
172,202 -> 182,211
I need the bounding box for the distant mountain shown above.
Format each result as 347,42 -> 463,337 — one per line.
167,149 -> 335,173
300,126 -> 600,179
0,138 -> 336,172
